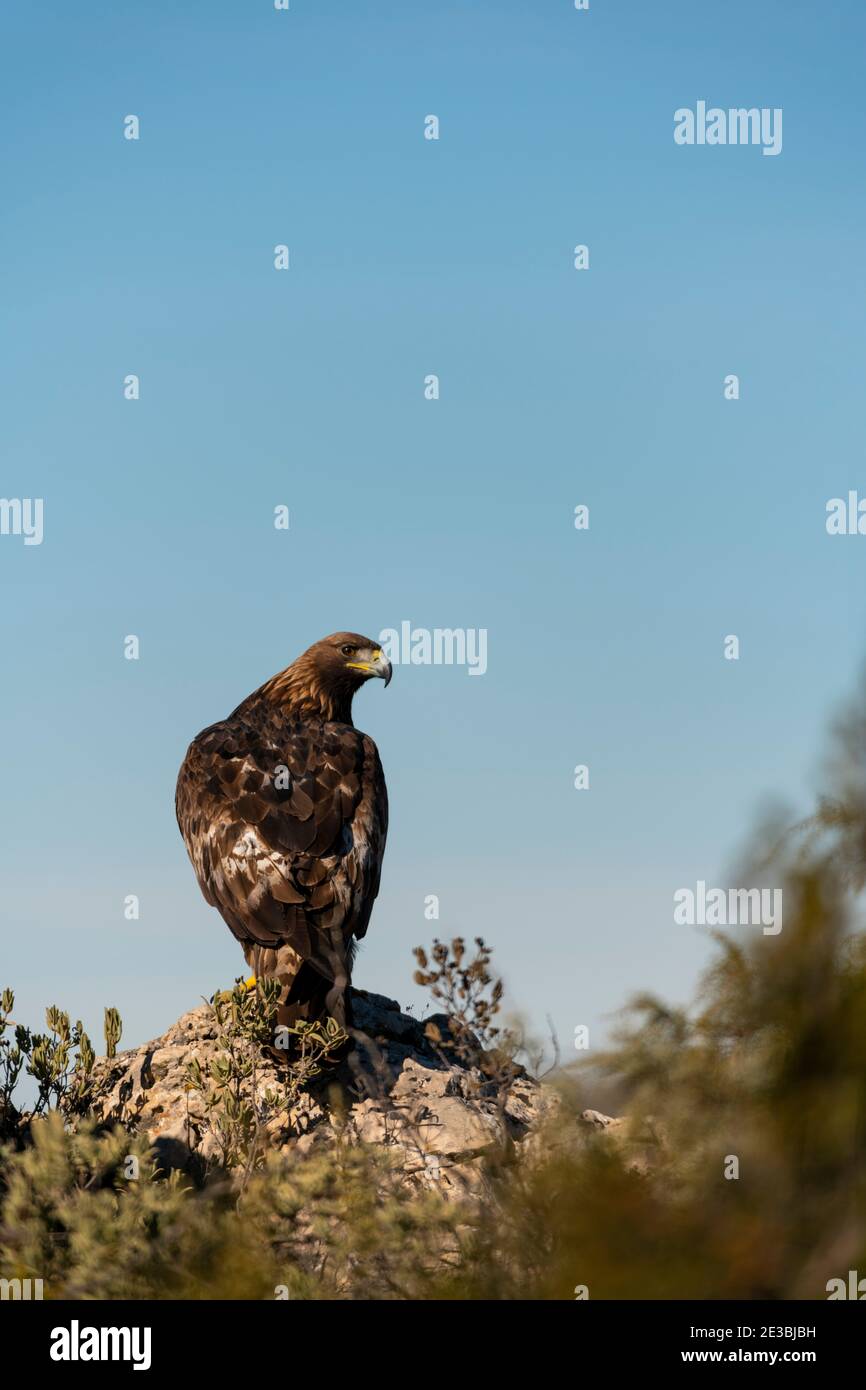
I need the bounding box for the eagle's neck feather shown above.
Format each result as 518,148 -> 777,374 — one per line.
258,661 -> 354,724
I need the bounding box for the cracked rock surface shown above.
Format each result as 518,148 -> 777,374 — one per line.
90,988 -> 553,1188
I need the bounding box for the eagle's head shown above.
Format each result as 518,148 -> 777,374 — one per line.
306,632 -> 393,690
260,631 -> 392,721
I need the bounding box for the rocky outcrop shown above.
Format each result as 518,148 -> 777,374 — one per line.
90,988 -> 551,1190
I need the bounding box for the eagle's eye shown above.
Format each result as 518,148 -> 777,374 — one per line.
340,644 -> 356,656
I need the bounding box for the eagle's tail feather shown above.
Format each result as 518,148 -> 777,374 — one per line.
277,960 -> 351,1030
244,941 -> 353,1043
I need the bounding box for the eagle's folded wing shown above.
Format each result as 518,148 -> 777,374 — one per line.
175,717 -> 387,973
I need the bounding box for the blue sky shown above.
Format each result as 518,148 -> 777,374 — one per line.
2,0 -> 865,1066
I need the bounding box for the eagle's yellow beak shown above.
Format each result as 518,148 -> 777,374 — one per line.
346,648 -> 392,686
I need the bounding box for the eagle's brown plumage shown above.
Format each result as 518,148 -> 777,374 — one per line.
175,633 -> 391,1033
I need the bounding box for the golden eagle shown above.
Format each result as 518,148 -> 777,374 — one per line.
176,633 -> 391,1031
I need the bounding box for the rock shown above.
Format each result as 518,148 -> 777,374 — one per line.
88,988 -> 552,1189
580,1108 -> 624,1131
578,1108 -> 657,1173
414,1097 -> 501,1156
150,1120 -> 197,1176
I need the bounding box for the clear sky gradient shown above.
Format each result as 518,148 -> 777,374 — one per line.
2,1 -> 865,1063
